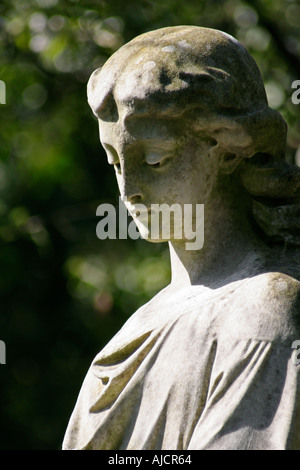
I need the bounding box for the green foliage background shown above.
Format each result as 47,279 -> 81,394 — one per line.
0,0 -> 299,450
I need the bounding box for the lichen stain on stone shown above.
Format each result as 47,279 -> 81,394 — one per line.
177,40 -> 192,49
143,61 -> 156,71
162,45 -> 176,53
268,273 -> 300,303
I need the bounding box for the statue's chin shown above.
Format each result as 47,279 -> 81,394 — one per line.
143,235 -> 168,244
134,220 -> 169,243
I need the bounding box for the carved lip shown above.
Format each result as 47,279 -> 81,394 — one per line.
128,204 -> 161,220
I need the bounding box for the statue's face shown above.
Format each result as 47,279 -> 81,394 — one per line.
98,111 -> 217,242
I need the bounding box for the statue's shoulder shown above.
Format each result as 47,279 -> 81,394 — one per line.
254,272 -> 300,311
225,272 -> 300,344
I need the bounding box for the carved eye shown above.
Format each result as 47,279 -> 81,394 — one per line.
149,161 -> 162,168
147,156 -> 171,169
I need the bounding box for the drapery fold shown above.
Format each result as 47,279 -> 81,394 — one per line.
63,273 -> 300,450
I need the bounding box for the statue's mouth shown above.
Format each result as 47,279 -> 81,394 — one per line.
127,204 -> 151,220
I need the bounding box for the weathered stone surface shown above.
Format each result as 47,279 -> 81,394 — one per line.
63,26 -> 300,450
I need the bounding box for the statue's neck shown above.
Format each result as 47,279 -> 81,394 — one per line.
169,240 -> 269,289
168,202 -> 271,289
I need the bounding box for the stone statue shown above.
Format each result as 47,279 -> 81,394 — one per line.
63,26 -> 300,450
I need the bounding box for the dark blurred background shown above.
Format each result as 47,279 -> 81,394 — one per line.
0,0 -> 299,450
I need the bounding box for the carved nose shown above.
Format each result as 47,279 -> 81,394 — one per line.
119,177 -> 143,204
121,192 -> 143,205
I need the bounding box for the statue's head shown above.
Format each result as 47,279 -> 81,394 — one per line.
88,26 -> 300,247
88,26 -> 286,160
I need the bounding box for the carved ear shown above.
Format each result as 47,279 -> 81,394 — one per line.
220,152 -> 243,174
209,145 -> 243,174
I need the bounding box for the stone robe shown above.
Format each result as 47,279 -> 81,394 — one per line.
63,272 -> 300,450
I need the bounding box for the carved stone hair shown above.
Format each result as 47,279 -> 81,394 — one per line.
87,25 -> 300,247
